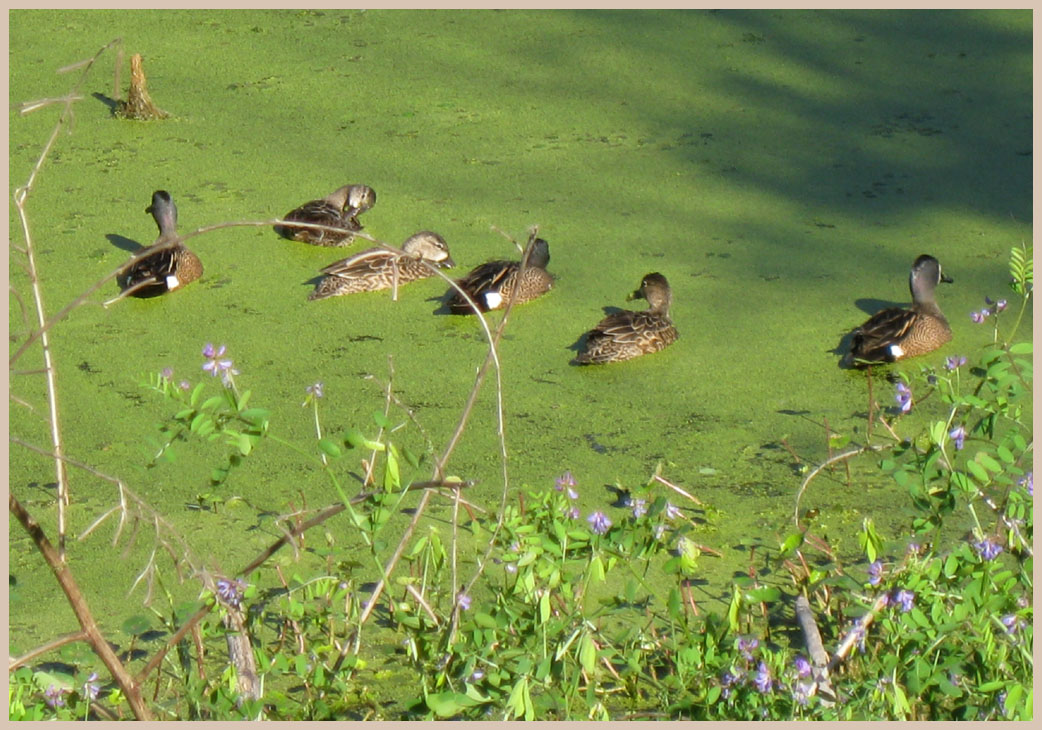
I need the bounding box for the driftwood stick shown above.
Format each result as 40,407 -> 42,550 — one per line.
794,595 -> 836,705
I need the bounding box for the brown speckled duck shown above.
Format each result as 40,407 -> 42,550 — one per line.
844,254 -> 953,367
115,190 -> 203,298
573,272 -> 678,364
308,231 -> 454,300
447,237 -> 554,313
275,184 -> 376,246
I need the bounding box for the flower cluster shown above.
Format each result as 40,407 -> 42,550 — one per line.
971,296 -> 1007,323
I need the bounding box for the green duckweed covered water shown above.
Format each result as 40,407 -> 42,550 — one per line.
8,8 -> 1032,709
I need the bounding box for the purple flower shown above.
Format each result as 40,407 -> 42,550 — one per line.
664,501 -> 682,521
1018,472 -> 1033,497
305,382 -> 324,399
216,577 -> 246,608
458,593 -> 472,611
867,560 -> 884,586
82,672 -> 100,701
567,486 -> 579,500
554,471 -> 576,491
564,505 -> 581,520
949,425 -> 967,450
178,380 -> 191,391
737,635 -> 759,660
43,684 -> 67,708
970,310 -> 989,324
906,542 -> 922,556
1001,614 -> 1021,634
995,299 -> 1008,312
793,680 -> 814,706
469,669 -> 485,682
944,355 -> 967,371
202,343 -> 237,380
973,536 -> 1003,561
894,589 -> 915,612
793,655 -> 812,678
653,524 -> 667,541
753,661 -> 772,694
895,382 -> 913,413
161,366 -> 174,380
587,510 -> 612,535
627,497 -> 648,519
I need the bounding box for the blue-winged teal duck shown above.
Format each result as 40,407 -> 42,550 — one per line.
308,231 -> 454,300
573,272 -> 678,364
275,184 -> 376,246
447,237 -> 553,314
844,254 -> 953,367
115,190 -> 203,298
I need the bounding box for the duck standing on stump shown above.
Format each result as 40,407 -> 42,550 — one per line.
447,237 -> 554,314
308,231 -> 454,300
113,190 -> 202,301
274,184 -> 376,246
573,272 -> 678,364
844,254 -> 953,367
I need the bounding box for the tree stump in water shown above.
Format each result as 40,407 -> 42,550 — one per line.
115,53 -> 170,120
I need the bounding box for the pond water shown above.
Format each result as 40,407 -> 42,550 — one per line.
8,7 -> 1032,707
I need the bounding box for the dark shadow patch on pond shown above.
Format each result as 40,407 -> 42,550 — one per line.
105,232 -> 145,254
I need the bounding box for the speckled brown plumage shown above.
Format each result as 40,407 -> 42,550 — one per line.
845,254 -> 953,367
117,190 -> 203,298
573,272 -> 678,365
447,237 -> 553,314
308,231 -> 454,300
275,184 -> 376,246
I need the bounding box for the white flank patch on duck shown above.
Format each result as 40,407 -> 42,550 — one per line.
483,291 -> 503,309
166,274 -> 181,289
888,344 -> 905,359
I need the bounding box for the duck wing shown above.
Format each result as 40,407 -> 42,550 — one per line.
319,247 -> 394,278
448,260 -> 518,312
849,306 -> 917,364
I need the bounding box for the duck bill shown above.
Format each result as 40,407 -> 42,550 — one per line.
940,274 -> 954,284
439,257 -> 456,269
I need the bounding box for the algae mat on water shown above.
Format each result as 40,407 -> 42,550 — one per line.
9,8 -> 1031,677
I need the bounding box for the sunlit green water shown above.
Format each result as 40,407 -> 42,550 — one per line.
9,8 -> 1031,712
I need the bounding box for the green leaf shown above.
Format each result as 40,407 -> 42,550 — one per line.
372,411 -> 391,429
318,438 -> 342,458
539,591 -> 550,624
237,432 -> 253,456
474,612 -> 497,629
744,587 -> 781,604
977,452 -> 1003,474
578,632 -> 597,674
1009,342 -> 1032,355
344,429 -> 366,449
121,615 -> 152,635
239,408 -> 270,428
236,389 -> 252,411
425,691 -> 480,718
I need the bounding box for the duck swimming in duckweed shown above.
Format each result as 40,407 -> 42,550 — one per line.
573,272 -> 678,364
308,231 -> 454,300
844,254 -> 953,368
447,237 -> 554,314
112,190 -> 202,301
275,184 -> 376,246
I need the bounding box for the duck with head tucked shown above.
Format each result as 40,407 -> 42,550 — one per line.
844,254 -> 953,368
275,184 -> 376,246
573,272 -> 678,364
447,237 -> 554,314
113,190 -> 203,300
308,231 -> 454,300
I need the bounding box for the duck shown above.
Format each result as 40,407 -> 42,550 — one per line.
115,190 -> 203,298
844,254 -> 953,367
274,184 -> 376,246
573,272 -> 678,364
308,231 -> 455,300
446,237 -> 554,314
